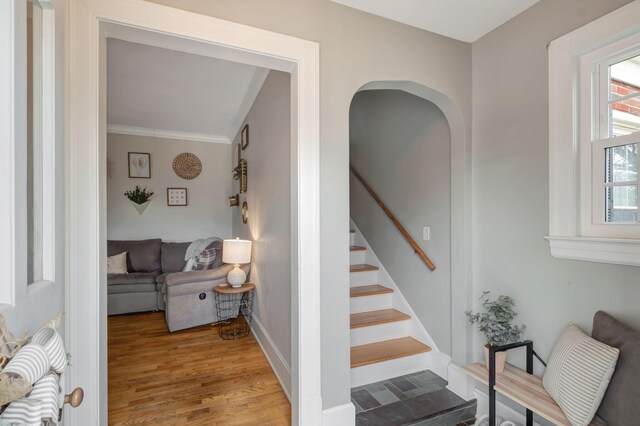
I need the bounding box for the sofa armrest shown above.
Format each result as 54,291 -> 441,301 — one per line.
165,264 -> 250,297
166,264 -> 234,286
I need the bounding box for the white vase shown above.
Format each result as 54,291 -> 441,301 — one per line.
484,345 -> 507,373
129,199 -> 150,215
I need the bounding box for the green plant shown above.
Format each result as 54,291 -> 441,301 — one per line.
465,291 -> 526,347
124,186 -> 154,204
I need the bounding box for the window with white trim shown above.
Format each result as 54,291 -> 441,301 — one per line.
548,1 -> 640,266
580,37 -> 640,239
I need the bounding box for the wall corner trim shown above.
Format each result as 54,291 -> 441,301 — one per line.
445,363 -> 476,401
250,313 -> 292,401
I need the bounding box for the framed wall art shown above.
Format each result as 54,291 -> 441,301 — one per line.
128,152 -> 151,178
167,188 -> 188,206
241,124 -> 249,150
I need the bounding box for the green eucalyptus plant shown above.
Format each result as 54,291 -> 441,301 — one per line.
465,291 -> 526,347
124,186 -> 154,205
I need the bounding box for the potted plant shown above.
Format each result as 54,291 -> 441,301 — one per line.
465,291 -> 526,373
124,186 -> 154,215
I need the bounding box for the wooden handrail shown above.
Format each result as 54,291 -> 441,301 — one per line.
350,165 -> 436,271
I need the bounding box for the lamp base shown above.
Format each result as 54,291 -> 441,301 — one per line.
227,265 -> 246,288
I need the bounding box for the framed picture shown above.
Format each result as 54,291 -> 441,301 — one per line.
167,188 -> 188,206
128,152 -> 151,178
241,124 -> 249,150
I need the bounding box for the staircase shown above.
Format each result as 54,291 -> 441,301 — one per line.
349,224 -> 435,387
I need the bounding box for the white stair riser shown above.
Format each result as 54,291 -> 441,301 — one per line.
350,293 -> 393,313
349,233 -> 355,246
349,250 -> 366,265
350,320 -> 410,346
350,352 -> 431,388
350,271 -> 378,286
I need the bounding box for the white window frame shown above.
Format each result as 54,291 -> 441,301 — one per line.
0,0 -> 56,306
580,34 -> 640,238
548,0 -> 640,266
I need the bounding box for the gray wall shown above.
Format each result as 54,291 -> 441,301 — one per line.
350,89 -> 452,353
231,71 -> 292,367
107,133 -> 232,242
147,0 -> 472,409
472,0 -> 639,369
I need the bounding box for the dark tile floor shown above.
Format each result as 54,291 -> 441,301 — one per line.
352,370 -> 477,426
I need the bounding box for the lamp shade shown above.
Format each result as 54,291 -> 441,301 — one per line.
222,238 -> 252,264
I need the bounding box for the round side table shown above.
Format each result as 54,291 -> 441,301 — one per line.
213,283 -> 255,340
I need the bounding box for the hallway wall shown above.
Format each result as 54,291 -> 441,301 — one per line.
350,89 -> 452,354
146,0 -> 472,410
472,0 -> 638,372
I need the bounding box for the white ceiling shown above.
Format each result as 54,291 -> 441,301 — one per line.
107,39 -> 269,143
329,0 -> 540,42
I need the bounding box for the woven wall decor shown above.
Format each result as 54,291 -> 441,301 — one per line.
172,153 -> 202,180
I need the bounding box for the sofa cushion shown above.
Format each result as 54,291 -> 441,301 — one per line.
107,239 -> 161,273
543,323 -> 619,426
592,311 -> 640,426
192,248 -> 217,270
108,283 -> 157,294
107,271 -> 159,286
107,252 -> 128,274
161,242 -> 190,273
208,239 -> 224,270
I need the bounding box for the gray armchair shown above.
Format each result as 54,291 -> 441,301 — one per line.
163,264 -> 250,332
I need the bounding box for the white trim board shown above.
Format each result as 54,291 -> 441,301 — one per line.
106,124 -> 231,144
322,402 -> 356,426
250,313 -> 292,401
65,0 -> 321,424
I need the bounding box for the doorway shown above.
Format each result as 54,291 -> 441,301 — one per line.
65,1 -> 320,424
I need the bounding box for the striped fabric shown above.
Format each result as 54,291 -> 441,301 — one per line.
543,324 -> 619,426
31,326 -> 66,374
1,373 -> 60,425
192,248 -> 217,270
3,345 -> 50,385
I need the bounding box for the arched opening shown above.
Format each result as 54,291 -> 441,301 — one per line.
348,81 -> 471,395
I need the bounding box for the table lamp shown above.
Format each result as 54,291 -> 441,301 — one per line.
222,238 -> 252,287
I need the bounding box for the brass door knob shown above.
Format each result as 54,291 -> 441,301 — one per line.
64,387 -> 84,408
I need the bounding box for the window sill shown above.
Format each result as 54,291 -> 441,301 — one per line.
545,236 -> 640,267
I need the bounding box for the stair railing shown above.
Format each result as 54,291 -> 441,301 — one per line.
350,165 -> 436,271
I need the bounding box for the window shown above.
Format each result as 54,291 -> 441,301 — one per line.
548,1 -> 640,266
581,41 -> 640,239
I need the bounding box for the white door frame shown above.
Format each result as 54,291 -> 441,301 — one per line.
65,0 -> 321,424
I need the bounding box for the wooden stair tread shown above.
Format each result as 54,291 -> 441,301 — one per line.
350,246 -> 366,251
350,309 -> 410,328
350,285 -> 393,297
351,337 -> 431,368
350,230 -> 356,233
350,264 -> 379,272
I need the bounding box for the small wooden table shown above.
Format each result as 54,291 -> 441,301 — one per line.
213,283 -> 255,340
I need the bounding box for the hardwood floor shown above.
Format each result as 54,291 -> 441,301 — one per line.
108,312 -> 291,425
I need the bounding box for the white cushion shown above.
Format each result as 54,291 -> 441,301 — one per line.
542,324 -> 619,426
107,252 -> 127,274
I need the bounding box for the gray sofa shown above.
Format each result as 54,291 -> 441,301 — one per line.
107,238 -> 247,332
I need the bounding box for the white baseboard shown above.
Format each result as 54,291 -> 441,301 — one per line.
322,402 -> 355,426
430,351 -> 451,383
250,313 -> 292,401
474,388 -> 539,426
446,363 -> 476,401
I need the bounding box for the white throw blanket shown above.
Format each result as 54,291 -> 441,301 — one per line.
184,237 -> 219,261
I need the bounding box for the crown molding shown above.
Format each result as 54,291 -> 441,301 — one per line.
106,124 -> 230,144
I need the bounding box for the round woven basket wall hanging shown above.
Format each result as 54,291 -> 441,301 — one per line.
172,153 -> 202,180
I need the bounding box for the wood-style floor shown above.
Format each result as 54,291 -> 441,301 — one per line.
108,312 -> 291,425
